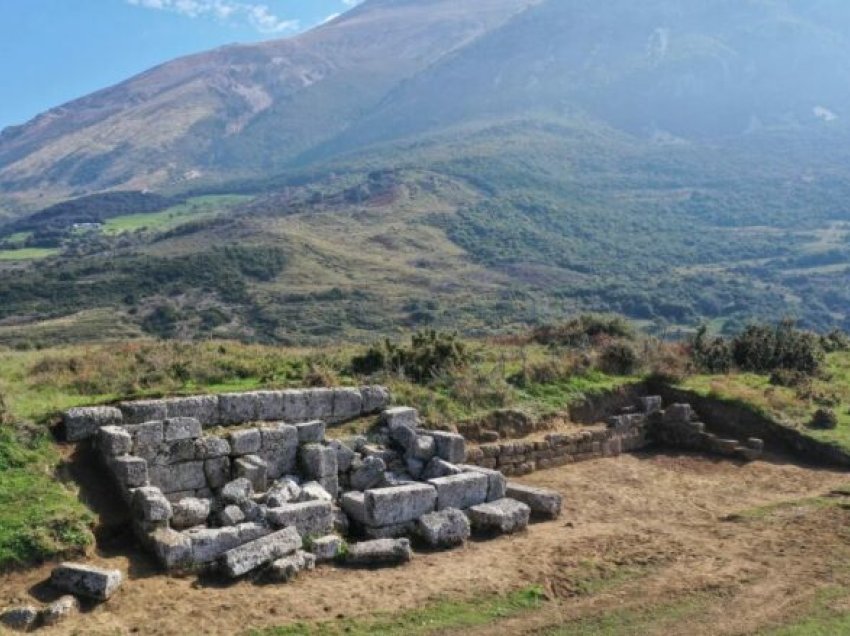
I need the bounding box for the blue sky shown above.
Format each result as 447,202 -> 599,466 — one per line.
0,0 -> 361,131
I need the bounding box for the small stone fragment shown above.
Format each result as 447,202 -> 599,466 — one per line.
50,563 -> 124,601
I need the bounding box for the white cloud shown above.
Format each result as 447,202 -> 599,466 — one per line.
126,0 -> 299,33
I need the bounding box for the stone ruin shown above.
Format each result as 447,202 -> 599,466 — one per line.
60,386 -> 563,581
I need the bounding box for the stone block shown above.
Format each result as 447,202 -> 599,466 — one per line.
119,399 -> 167,425
186,526 -> 240,564
428,473 -> 488,511
150,439 -> 196,466
505,483 -> 562,519
329,439 -> 357,472
364,483 -> 436,526
163,417 -> 202,441
640,396 -> 663,414
305,388 -> 334,420
164,395 -> 219,426
282,390 -> 308,422
360,386 -> 391,414
299,443 -> 337,478
459,465 -> 507,502
363,522 -> 416,540
382,407 -> 418,429
345,538 -> 412,566
299,481 -> 333,503
64,406 -> 123,442
41,595 -> 79,627
219,393 -> 259,425
267,500 -> 334,537
417,508 -> 470,548
309,535 -> 343,562
237,522 -> 271,543
267,550 -> 316,583
422,457 -> 462,480
221,478 -> 254,505
204,456 -> 231,489
411,435 -> 436,461
255,390 -> 285,421
132,486 -> 172,523
389,422 -> 417,451
220,526 -> 302,578
220,505 -> 246,526
229,428 -> 262,456
0,606 -> 39,631
109,455 -> 148,489
124,421 -> 164,458
50,563 -> 123,601
98,426 -> 132,457
260,424 -> 298,478
467,498 -> 530,534
430,431 -> 466,464
149,527 -> 193,570
331,387 -> 363,423
340,492 -> 368,524
295,421 -> 326,444
266,477 -> 301,508
406,457 -> 425,480
171,497 -> 211,529
233,455 -> 268,492
195,436 -> 231,459
350,456 -> 386,491
149,461 -> 207,494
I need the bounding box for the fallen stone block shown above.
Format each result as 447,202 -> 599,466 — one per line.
417,508 -> 470,548
267,550 -> 316,583
204,457 -> 231,489
239,500 -> 267,524
363,522 -> 416,540
428,473 -> 489,511
98,426 -> 132,457
163,417 -> 202,442
149,461 -> 207,494
171,497 -> 211,529
429,431 -> 466,464
340,492 -> 368,525
411,435 -> 436,461
639,396 -> 663,414
148,527 -> 193,570
422,457 -> 462,480
459,465 -> 507,502
305,388 -> 334,420
51,563 -> 123,601
186,526 -> 241,564
220,505 -> 246,526
333,507 -> 350,535
360,386 -> 391,414
350,456 -> 386,491
195,436 -> 231,459
266,500 -> 334,537
41,595 -> 79,627
364,483 -> 436,526
266,477 -> 301,508
219,393 -> 259,425
318,474 -> 339,499
329,439 -> 357,472
229,428 -> 262,456
299,481 -> 333,503
236,522 -> 271,543
345,538 -> 412,566
309,535 -> 343,562
64,406 -> 123,442
467,498 -> 530,535
295,421 -> 326,444
389,422 -> 417,451
221,478 -> 254,505
234,455 -> 268,492
132,486 -> 172,523
505,483 -> 562,519
406,457 -> 425,480
382,407 -> 418,429
164,395 -> 220,425
331,387 -> 363,423
282,390 -> 308,422
299,443 -> 337,479
0,606 -> 39,632
220,526 -> 302,578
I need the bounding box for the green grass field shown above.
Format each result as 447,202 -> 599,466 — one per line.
100,194 -> 251,235
0,246 -> 59,261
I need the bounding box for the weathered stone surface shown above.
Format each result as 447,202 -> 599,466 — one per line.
467,498 -> 530,534
194,436 -> 231,459
149,527 -> 193,569
305,388 -> 334,420
411,435 -> 436,461
221,478 -> 254,505
317,474 -> 339,500
163,417 -> 202,442
51,563 -> 123,601
364,483 -> 436,526
221,526 -> 302,578
329,439 -> 357,472
164,395 -> 220,425
266,477 -> 301,508
428,473 -> 489,511
236,522 -> 271,543
149,461 -> 207,494
234,455 -> 268,492
664,403 -> 693,424
64,406 -> 123,442
42,595 -> 79,627
255,390 -> 285,421
124,421 -> 164,459
119,399 -> 167,425
389,422 -> 417,451
340,492 -> 368,524
430,431 -> 466,464
171,497 -> 211,529
109,455 -> 148,489
299,443 -> 337,479
309,535 -> 343,562
282,390 -> 308,422
150,439 -> 196,466
186,526 -> 240,564
299,481 -> 333,503
417,508 -> 470,548
422,457 -> 462,480
350,456 -> 386,491
132,486 -> 173,523
229,428 -> 262,456
382,407 -> 418,429
363,522 -> 416,540
640,396 -> 663,414
204,457 -> 231,489
266,500 -> 334,537
360,386 -> 391,414
331,387 -> 363,423
219,393 -> 259,425
220,505 -> 246,526
259,424 -> 298,478
333,507 -> 350,535
0,606 -> 39,631
459,465 -> 507,502
98,426 -> 132,456
267,550 -> 316,582
239,499 -> 267,524
295,421 -> 325,444
345,538 -> 412,566
505,483 -> 562,519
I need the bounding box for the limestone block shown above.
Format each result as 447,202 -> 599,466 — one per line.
229,428 -> 262,456
422,457 -> 462,480
417,508 -> 470,548
340,492 -> 368,525
299,443 -> 337,479
430,431 -> 466,464
234,455 -> 268,492
267,550 -> 315,583
132,487 -> 172,523
41,595 -> 79,627
0,606 -> 39,631
98,426 -> 132,457
195,436 -> 231,460
467,498 -> 530,534
345,538 -> 412,566
255,390 -> 285,421
239,499 -> 267,524
186,526 -> 240,564
350,456 -> 386,491
428,473 -> 489,511
204,457 -> 231,489
295,421 -> 326,444
221,478 -> 254,505
50,563 -> 123,601
164,417 -> 202,442
150,439 -> 196,466
329,439 -> 357,472
360,386 -> 391,414
459,465 -> 507,502
266,477 -> 301,508
389,422 -> 417,451
266,500 -> 334,537
171,497 -> 211,529
331,387 -> 363,423
149,461 -> 207,494
406,457 -> 425,480
220,526 -> 302,578
124,421 -> 164,459
219,393 -> 259,425
164,395 -> 219,426
317,474 -> 339,500
663,403 -> 693,425
305,388 -> 334,421
109,455 -> 148,489
309,535 -> 343,562
64,406 -> 123,442
119,400 -> 167,425
220,505 -> 246,526
299,481 -> 333,503
640,396 -> 663,414
236,522 -> 271,544
505,483 -> 562,519
382,407 -> 418,429
411,435 -> 436,461
381,471 -> 416,487
149,527 -> 193,570
260,424 -> 298,478
364,483 -> 436,526
282,390 -> 308,422
363,522 -> 416,540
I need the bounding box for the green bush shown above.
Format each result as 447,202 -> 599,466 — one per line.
731,320 -> 825,376
351,331 -> 469,384
809,408 -> 839,430
531,314 -> 634,348
691,326 -> 733,373
822,329 -> 850,353
597,341 -> 639,375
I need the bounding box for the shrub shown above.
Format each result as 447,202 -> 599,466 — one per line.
691,326 -> 733,373
350,331 -> 468,384
731,320 -> 825,376
809,408 -> 838,430
821,329 -> 850,353
597,341 -> 639,375
531,314 -> 634,348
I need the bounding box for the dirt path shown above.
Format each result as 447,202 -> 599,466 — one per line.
2,451 -> 849,635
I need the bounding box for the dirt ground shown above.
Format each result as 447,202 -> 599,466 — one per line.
3,450 -> 850,635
